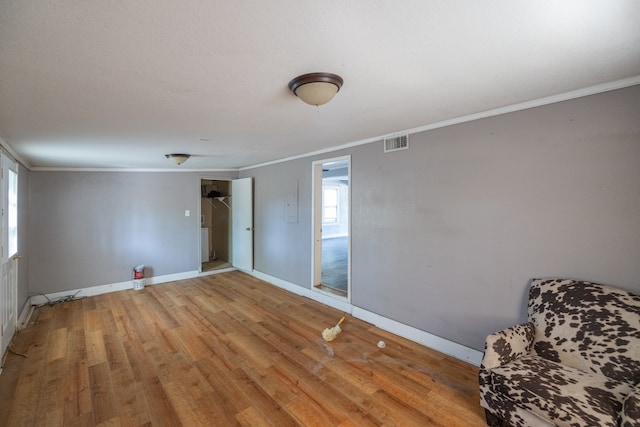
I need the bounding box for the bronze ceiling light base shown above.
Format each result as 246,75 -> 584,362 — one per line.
288,72 -> 343,106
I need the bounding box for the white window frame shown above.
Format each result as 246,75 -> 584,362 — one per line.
322,185 -> 339,224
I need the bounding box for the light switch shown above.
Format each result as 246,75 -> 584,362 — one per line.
185,210 -> 190,217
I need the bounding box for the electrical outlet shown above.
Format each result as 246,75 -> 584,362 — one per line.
185,210 -> 190,217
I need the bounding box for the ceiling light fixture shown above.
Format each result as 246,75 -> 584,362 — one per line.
288,72 -> 343,106
165,153 -> 190,165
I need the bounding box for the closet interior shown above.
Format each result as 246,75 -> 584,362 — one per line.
201,179 -> 232,272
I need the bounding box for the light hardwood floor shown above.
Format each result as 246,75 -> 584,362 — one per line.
0,271 -> 486,426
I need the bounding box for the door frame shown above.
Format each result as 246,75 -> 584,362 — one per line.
1,154 -> 18,358
196,175 -> 254,273
196,175 -> 233,273
311,155 -> 351,303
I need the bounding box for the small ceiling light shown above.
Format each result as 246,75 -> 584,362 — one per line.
288,72 -> 343,106
165,154 -> 190,165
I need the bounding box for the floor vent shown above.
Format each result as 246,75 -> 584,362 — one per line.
383,134 -> 409,153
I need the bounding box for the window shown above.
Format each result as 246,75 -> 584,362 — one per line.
322,186 -> 338,223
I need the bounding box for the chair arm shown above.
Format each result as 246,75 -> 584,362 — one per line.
479,322 -> 536,415
621,385 -> 640,427
481,322 -> 535,371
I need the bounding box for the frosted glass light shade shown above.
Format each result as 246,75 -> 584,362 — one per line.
165,154 -> 190,165
288,73 -> 343,106
294,81 -> 340,106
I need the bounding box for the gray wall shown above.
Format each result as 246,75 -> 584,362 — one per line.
28,171 -> 236,294
242,85 -> 640,351
18,163 -> 29,313
250,162 -> 314,286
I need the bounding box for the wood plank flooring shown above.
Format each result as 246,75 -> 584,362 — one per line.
0,271 -> 486,426
321,237 -> 348,292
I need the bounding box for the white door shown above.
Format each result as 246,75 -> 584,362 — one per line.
1,154 -> 18,357
232,177 -> 253,271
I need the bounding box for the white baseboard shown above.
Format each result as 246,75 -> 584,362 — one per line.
250,270 -> 483,366
351,307 -> 482,366
17,301 -> 34,330
29,270 -> 201,306
251,270 -> 353,314
199,267 -> 236,276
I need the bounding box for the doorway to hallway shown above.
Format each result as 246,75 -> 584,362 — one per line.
312,156 -> 350,301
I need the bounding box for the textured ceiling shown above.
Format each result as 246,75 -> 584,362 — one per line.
1,1 -> 639,170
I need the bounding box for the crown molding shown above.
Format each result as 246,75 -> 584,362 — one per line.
29,167 -> 240,173
241,76 -> 640,171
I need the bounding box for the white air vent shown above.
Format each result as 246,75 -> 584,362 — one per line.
383,134 -> 409,153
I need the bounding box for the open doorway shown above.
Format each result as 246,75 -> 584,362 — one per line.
312,156 -> 350,300
198,177 -> 254,274
200,179 -> 232,272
